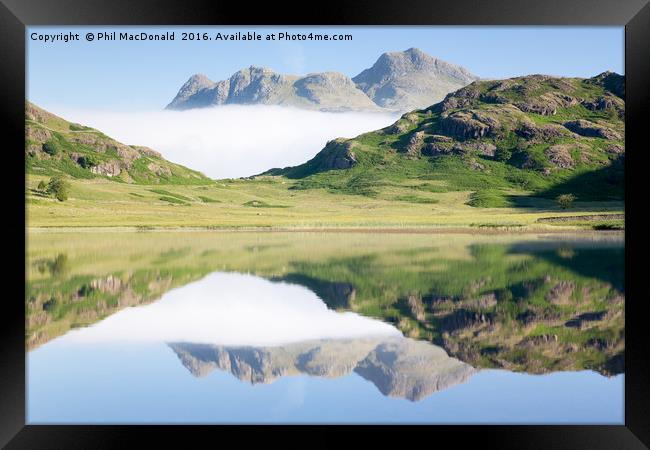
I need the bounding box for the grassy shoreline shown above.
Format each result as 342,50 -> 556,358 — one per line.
26,224 -> 625,234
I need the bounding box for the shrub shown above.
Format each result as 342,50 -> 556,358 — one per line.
42,298 -> 57,311
78,154 -> 99,169
49,253 -> 69,276
37,180 -> 47,191
556,193 -> 576,209
42,140 -> 61,156
494,147 -> 513,162
46,176 -> 70,202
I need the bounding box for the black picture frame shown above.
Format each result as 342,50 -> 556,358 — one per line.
2,0 -> 648,447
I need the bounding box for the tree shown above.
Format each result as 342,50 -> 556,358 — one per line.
46,176 -> 70,202
37,180 -> 47,191
556,193 -> 576,209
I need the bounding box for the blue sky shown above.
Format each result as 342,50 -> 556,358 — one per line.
27,26 -> 624,111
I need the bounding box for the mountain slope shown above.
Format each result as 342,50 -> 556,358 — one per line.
25,102 -> 211,184
353,47 -> 479,111
263,72 -> 624,204
166,66 -> 380,112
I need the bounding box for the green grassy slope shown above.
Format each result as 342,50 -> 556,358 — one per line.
264,72 -> 625,205
25,102 -> 211,185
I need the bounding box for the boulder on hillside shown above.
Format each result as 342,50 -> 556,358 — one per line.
544,145 -> 575,169
405,131 -> 426,157
514,93 -> 578,116
432,84 -> 482,113
515,122 -> 571,141
439,111 -> 491,140
563,119 -> 621,140
421,135 -> 457,156
605,144 -> 625,155
386,120 -> 410,135
90,161 -> 122,177
581,95 -> 625,119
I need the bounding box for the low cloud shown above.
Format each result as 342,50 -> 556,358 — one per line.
51,105 -> 399,179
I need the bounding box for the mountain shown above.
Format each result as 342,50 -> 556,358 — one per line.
352,47 -> 479,111
263,72 -> 625,204
169,336 -> 475,401
25,102 -> 211,184
165,49 -> 478,112
165,66 -> 381,112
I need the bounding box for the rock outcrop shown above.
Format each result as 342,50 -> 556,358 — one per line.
405,131 -> 426,157
263,138 -> 359,178
544,145 -> 575,169
315,140 -> 358,170
563,119 -> 621,140
439,111 -> 492,140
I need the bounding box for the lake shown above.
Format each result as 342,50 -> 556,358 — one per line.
25,231 -> 624,424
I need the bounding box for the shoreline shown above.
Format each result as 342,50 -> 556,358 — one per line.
25,225 -> 625,235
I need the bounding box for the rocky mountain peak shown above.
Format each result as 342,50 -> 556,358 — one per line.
352,48 -> 478,111
166,74 -> 216,109
166,49 -> 478,112
178,73 -> 214,96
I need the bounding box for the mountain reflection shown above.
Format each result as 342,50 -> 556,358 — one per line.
26,231 -> 624,395
169,337 -> 475,401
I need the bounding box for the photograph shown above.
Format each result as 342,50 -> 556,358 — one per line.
1,0 -> 648,446
24,25 -> 626,424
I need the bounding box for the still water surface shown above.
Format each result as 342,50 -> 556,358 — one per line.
26,232 -> 624,423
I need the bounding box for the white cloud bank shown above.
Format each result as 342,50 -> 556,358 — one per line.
58,272 -> 401,346
51,105 -> 399,179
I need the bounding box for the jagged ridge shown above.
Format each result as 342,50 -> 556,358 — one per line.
166,48 -> 478,112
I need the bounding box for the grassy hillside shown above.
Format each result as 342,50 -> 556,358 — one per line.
25,102 -> 211,185
265,72 -> 624,206
25,72 -> 625,229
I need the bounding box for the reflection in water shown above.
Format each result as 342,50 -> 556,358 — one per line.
26,232 -> 624,422
57,272 -> 400,346
170,337 -> 475,402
